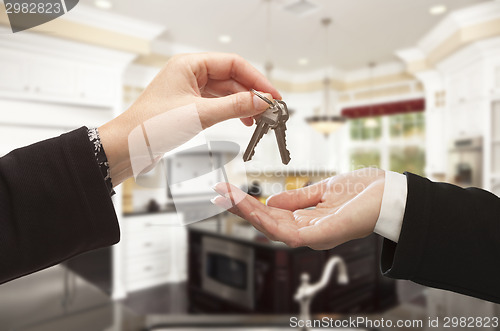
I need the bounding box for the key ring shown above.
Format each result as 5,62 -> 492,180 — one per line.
250,89 -> 274,106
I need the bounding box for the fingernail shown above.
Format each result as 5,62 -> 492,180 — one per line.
210,196 -> 232,210
252,92 -> 272,110
211,183 -> 225,194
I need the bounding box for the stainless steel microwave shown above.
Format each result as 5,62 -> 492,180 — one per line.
201,236 -> 254,309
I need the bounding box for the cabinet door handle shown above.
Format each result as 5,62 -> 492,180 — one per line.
144,266 -> 153,272
144,242 -> 152,247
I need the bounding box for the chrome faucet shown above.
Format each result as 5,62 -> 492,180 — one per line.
294,256 -> 349,325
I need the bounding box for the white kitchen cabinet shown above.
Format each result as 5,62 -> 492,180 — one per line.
0,52 -> 26,93
29,57 -> 76,98
444,99 -> 488,140
425,109 -> 446,175
121,213 -> 187,293
0,51 -> 76,102
447,62 -> 485,107
0,51 -> 120,108
77,65 -> 118,106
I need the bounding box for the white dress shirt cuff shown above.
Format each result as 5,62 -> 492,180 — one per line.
373,171 -> 407,243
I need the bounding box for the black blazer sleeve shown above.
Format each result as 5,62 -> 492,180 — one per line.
381,172 -> 500,303
0,127 -> 120,284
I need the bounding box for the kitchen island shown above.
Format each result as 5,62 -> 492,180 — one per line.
187,216 -> 396,315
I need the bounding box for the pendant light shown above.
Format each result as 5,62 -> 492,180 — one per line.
264,0 -> 273,79
262,0 -> 295,116
306,18 -> 345,138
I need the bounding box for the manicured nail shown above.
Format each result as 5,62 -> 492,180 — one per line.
212,183 -> 227,194
252,92 -> 272,110
210,196 -> 232,210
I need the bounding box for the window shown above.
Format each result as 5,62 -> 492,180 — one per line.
350,117 -> 382,141
350,149 -> 381,169
389,146 -> 426,174
389,113 -> 425,139
349,112 -> 425,175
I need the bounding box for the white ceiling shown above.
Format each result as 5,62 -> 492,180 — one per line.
81,0 -> 490,72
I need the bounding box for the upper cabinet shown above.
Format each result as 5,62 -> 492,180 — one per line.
446,61 -> 486,107
0,53 -> 26,93
0,26 -> 138,110
0,50 -> 121,108
77,64 -> 118,106
29,56 -> 77,99
0,4 -> 164,109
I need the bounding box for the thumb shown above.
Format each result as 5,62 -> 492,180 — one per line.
198,91 -> 272,128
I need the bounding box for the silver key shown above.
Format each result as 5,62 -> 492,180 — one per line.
242,119 -> 270,162
274,100 -> 291,165
243,90 -> 291,165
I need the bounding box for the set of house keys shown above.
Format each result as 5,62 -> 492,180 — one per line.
243,89 -> 291,165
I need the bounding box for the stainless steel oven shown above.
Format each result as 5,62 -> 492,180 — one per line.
201,236 -> 254,309
448,137 -> 483,187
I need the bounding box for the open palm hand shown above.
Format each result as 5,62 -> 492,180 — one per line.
212,168 -> 385,250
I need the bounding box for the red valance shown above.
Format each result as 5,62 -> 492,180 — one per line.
341,98 -> 425,118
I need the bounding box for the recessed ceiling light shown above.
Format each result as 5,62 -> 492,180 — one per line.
218,35 -> 232,44
429,5 -> 447,15
94,0 -> 112,9
298,58 -> 309,66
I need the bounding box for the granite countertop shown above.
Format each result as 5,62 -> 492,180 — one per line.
123,204 -> 178,217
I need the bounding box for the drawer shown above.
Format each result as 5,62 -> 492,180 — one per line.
125,233 -> 171,258
126,253 -> 171,281
125,219 -> 165,235
124,214 -> 181,234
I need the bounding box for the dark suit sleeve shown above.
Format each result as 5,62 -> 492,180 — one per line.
0,127 -> 120,284
381,172 -> 500,304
